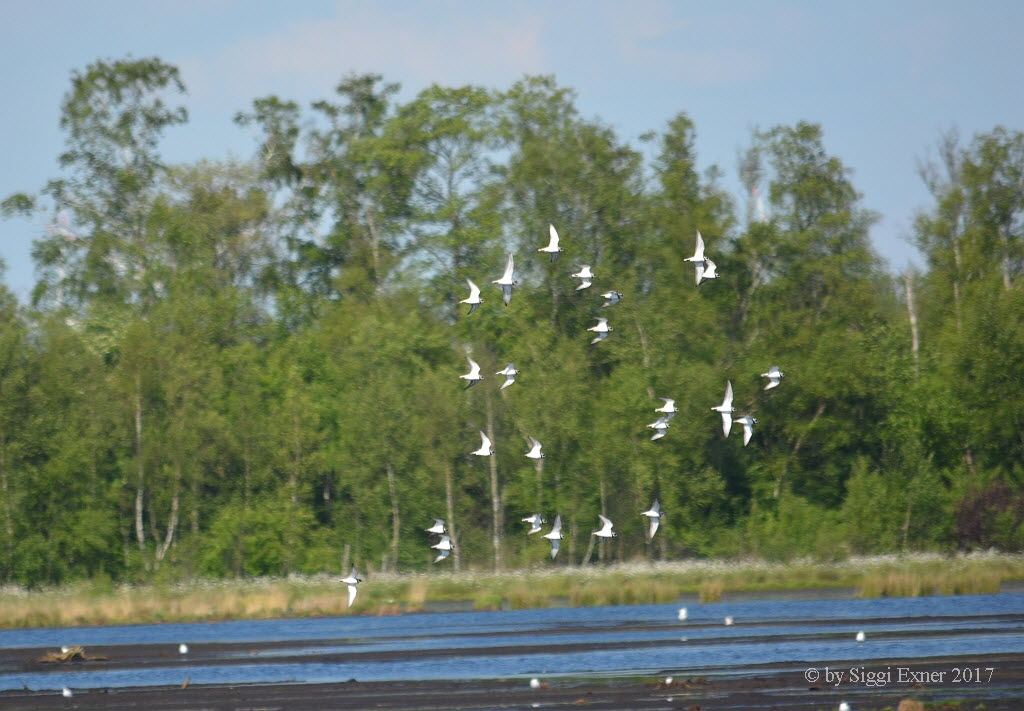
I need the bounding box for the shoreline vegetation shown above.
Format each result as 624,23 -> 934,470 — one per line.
1,552 -> 1020,629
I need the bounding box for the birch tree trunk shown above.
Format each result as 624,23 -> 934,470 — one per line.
486,392 -> 502,572
903,272 -> 920,376
444,459 -> 460,571
133,372 -> 148,568
386,461 -> 400,572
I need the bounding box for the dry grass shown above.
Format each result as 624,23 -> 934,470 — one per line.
1,552 -> 1021,628
699,579 -> 724,603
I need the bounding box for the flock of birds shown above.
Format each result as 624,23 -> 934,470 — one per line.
43,234 -> 849,708
342,227 -> 787,609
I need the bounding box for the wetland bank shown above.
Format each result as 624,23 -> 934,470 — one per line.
1,553 -> 1021,628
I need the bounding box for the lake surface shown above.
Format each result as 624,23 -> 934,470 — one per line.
2,592 -> 1022,692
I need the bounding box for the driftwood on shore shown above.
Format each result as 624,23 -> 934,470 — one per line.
36,646 -> 108,663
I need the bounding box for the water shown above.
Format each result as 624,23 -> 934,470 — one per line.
1,592 -> 1022,692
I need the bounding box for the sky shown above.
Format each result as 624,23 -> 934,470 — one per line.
2,0 -> 1022,303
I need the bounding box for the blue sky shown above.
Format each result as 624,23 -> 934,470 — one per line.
2,1 -> 1022,302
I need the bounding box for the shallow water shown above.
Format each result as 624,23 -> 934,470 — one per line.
1,592 -> 1022,691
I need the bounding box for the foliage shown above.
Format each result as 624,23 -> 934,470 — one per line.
0,57 -> 1022,589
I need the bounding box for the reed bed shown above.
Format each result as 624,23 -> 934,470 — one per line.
1,552 -> 1021,628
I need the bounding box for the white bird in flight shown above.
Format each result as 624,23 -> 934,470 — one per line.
647,416 -> 671,441
685,230 -> 706,264
761,365 -> 785,390
601,291 -> 622,307
340,565 -> 362,607
460,279 -> 483,314
496,362 -> 519,390
522,513 -> 545,534
572,264 -> 594,290
698,258 -> 719,285
543,515 -> 564,558
525,436 -> 544,459
471,430 -> 494,456
734,414 -> 757,446
460,357 -> 484,389
538,224 -> 563,262
492,253 -> 517,305
655,397 -> 678,421
593,514 -> 616,539
431,535 -> 453,562
588,317 -> 612,344
711,380 -> 735,436
425,518 -> 447,535
642,499 -> 663,539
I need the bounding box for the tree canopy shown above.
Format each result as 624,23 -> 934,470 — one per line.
1,57 -> 1022,586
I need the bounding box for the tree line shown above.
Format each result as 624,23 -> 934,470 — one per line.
0,57 -> 1022,587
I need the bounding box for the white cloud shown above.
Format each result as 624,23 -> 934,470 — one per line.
181,1 -> 548,108
594,1 -> 772,86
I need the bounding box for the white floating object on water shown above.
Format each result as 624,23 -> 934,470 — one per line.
724,616 -> 734,626
179,643 -> 189,654
62,687 -> 73,698
855,630 -> 865,642
530,677 -> 541,689
680,636 -> 688,642
677,607 -> 688,620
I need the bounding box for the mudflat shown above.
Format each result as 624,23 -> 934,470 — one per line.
1,639 -> 1022,710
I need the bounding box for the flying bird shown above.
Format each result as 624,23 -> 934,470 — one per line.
525,436 -> 544,459
588,317 -> 612,344
460,279 -> 483,314
538,224 -> 563,261
593,514 -> 616,539
340,565 -> 362,607
425,518 -> 447,535
655,398 -> 677,421
734,414 -> 757,446
496,363 -> 520,390
647,416 -> 671,441
492,253 -> 517,305
698,258 -> 719,285
431,535 -> 453,562
761,365 -> 785,390
543,515 -> 564,558
460,357 -> 484,389
471,430 -> 494,456
522,513 -> 545,534
642,500 -> 663,539
601,291 -> 623,307
685,230 -> 706,264
572,264 -> 594,290
711,380 -> 736,436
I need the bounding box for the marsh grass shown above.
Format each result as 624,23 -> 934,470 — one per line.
699,579 -> 724,602
1,552 -> 1020,628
